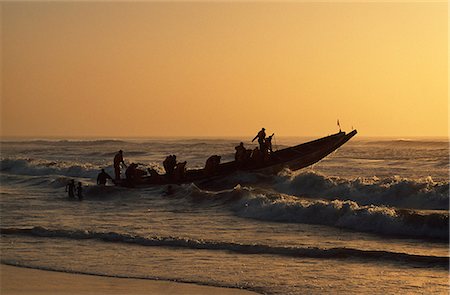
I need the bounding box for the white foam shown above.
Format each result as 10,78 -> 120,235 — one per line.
274,170 -> 449,210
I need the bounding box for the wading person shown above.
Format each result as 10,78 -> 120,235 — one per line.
65,179 -> 76,199
97,169 -> 113,185
76,182 -> 83,201
113,150 -> 127,180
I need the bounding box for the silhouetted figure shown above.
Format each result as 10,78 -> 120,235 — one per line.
147,168 -> 164,184
265,133 -> 274,153
113,150 -> 127,180
163,155 -> 177,178
65,179 -> 76,199
97,169 -> 113,185
76,182 -> 83,201
235,142 -> 246,162
252,128 -> 266,151
251,147 -> 263,164
125,163 -> 146,184
173,161 -> 187,182
125,163 -> 138,180
205,155 -> 221,176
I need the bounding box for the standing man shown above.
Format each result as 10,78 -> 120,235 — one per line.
252,128 -> 266,152
113,150 -> 127,180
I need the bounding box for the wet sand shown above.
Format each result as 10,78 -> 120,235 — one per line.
1,264 -> 257,295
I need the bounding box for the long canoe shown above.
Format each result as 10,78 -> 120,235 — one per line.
115,130 -> 357,187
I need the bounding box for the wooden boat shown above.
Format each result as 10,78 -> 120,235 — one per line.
115,130 -> 357,187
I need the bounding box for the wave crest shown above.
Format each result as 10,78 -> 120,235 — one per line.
237,190 -> 448,240
1,158 -> 101,178
2,226 -> 447,268
274,171 -> 449,210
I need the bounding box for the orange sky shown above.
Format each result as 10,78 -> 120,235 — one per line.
1,2 -> 448,138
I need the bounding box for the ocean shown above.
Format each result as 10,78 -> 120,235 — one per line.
1,136 -> 449,294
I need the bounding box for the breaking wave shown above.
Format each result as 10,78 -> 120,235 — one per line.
274,171 -> 449,210
1,158 -> 102,178
184,185 -> 449,240
2,227 -> 447,268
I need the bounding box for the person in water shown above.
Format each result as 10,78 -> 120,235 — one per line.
76,182 -> 83,201
97,169 -> 113,185
65,179 -> 76,199
252,128 -> 266,152
113,150 -> 127,180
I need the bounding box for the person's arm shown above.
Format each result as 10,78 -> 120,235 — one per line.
121,156 -> 127,167
252,134 -> 258,142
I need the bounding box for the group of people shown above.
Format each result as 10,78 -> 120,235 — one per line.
235,128 -> 274,166
252,127 -> 274,154
109,151 -> 188,184
65,169 -> 113,199
65,179 -> 83,200
163,155 -> 187,181
65,128 -> 276,193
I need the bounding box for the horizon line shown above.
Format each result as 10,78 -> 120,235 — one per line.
1,134 -> 449,141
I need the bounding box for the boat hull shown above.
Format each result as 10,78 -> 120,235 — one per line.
115,130 -> 357,187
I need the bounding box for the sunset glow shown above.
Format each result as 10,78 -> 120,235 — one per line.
1,2 -> 447,137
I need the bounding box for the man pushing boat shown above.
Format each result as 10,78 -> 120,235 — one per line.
113,150 -> 127,180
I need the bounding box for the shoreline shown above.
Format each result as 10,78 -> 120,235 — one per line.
1,264 -> 258,295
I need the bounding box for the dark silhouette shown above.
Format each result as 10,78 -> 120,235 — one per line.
163,155 -> 177,178
125,163 -> 136,180
252,128 -> 266,152
205,155 -> 221,176
147,168 -> 165,184
251,147 -> 263,163
125,163 -> 147,184
235,142 -> 247,162
65,179 -> 76,199
112,130 -> 357,187
113,150 -> 127,180
97,169 -> 113,185
76,182 -> 83,201
265,133 -> 274,153
173,161 -> 187,182
112,130 -> 358,188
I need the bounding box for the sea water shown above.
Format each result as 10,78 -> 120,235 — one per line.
1,136 -> 448,294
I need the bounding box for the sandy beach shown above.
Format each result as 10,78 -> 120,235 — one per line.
0,264 -> 257,295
